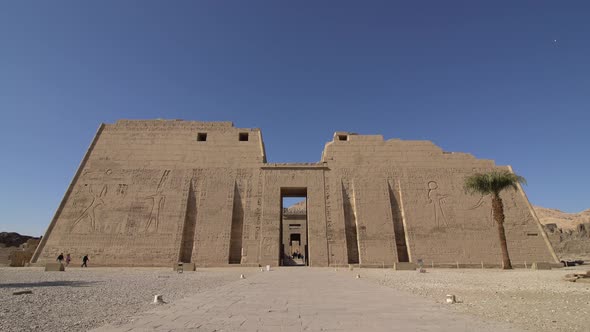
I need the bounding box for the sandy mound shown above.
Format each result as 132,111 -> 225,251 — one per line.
533,206 -> 590,230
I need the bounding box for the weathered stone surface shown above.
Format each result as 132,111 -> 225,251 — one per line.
31,120 -> 558,267
45,263 -> 65,271
172,262 -> 196,272
563,271 -> 590,282
531,262 -> 552,270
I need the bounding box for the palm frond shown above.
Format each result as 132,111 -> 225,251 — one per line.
464,170 -> 526,196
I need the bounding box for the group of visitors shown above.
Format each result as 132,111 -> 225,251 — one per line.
291,251 -> 304,260
56,253 -> 89,267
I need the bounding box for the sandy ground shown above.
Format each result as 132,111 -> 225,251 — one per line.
1,266 -> 589,332
362,266 -> 590,332
0,266 -> 259,332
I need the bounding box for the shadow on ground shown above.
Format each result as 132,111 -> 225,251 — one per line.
0,280 -> 98,288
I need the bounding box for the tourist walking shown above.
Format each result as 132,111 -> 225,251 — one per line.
81,255 -> 89,267
56,253 -> 64,265
65,253 -> 71,266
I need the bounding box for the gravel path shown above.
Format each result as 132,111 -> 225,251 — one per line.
2,266 -> 589,332
362,267 -> 590,332
0,266 -> 257,332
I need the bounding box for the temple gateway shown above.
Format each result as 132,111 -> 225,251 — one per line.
32,120 -> 558,267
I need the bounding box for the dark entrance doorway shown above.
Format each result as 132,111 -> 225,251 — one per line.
280,188 -> 308,266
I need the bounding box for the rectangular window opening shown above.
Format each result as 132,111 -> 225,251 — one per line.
197,133 -> 207,141
239,132 -> 249,141
337,135 -> 348,141
527,233 -> 538,236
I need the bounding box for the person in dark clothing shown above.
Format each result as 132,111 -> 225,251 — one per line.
57,253 -> 64,264
81,255 -> 89,267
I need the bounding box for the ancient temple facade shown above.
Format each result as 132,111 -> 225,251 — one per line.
32,120 -> 558,267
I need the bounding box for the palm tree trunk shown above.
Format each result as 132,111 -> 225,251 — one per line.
492,193 -> 512,269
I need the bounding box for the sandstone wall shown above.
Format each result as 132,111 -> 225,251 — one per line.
33,120 -> 265,266
33,121 -> 558,267
322,133 -> 557,266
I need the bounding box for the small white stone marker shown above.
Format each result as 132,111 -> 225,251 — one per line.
240,274 -> 245,279
153,295 -> 164,304
356,274 -> 360,279
260,268 -> 264,272
446,294 -> 456,304
266,265 -> 271,271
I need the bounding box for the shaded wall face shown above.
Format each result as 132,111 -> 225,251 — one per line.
322,168 -> 402,267
186,167 -> 263,267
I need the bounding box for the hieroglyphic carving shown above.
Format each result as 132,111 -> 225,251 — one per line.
144,170 -> 170,233
252,170 -> 263,240
467,194 -> 493,226
261,237 -> 273,257
72,185 -> 108,233
324,172 -> 333,242
116,184 -> 128,196
427,181 -> 449,227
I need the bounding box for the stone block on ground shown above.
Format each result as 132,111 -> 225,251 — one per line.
45,263 -> 65,271
531,262 -> 552,270
394,262 -> 418,271
172,262 -> 196,272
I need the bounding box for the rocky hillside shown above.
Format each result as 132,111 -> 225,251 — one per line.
0,232 -> 38,247
533,207 -> 590,261
0,232 -> 41,266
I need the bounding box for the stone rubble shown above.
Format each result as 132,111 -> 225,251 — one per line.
563,271 -> 590,283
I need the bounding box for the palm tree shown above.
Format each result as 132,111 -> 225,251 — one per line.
464,170 -> 526,269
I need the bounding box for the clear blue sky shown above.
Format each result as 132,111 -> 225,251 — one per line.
1,1 -> 589,236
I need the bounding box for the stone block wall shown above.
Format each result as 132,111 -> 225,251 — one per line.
32,121 -> 558,267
